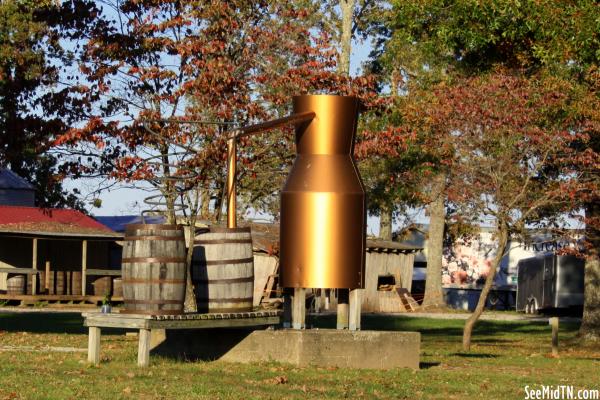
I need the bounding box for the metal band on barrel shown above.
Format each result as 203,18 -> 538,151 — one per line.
192,257 -> 253,266
206,227 -> 251,233
122,257 -> 186,263
193,239 -> 253,245
124,299 -> 183,304
121,279 -> 186,284
124,236 -> 186,241
193,276 -> 253,284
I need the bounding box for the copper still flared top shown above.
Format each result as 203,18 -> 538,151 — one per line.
293,95 -> 360,155
280,94 -> 366,289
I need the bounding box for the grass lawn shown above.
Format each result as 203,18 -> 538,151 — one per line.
0,311 -> 598,399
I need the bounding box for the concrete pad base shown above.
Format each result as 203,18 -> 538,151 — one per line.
152,329 -> 420,369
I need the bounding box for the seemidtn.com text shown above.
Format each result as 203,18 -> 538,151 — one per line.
525,385 -> 600,400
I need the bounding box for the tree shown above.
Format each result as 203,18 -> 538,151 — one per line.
383,0 -> 600,335
55,0 -> 375,311
0,0 -> 96,209
422,72 -> 590,350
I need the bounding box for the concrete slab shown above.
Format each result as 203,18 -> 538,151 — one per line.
152,328 -> 420,370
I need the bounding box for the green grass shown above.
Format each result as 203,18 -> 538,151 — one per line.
0,312 -> 598,399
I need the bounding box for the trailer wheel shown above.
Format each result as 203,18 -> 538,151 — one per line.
526,297 -> 538,315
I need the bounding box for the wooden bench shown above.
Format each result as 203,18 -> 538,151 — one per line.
82,310 -> 282,367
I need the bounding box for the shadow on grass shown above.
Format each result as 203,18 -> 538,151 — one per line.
0,312 -> 125,335
308,314 -> 577,339
451,352 -> 499,358
472,338 -> 513,343
419,361 -> 441,369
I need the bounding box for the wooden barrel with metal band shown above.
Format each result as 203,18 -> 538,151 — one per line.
6,274 -> 25,295
121,224 -> 187,315
193,226 -> 254,313
71,271 -> 82,295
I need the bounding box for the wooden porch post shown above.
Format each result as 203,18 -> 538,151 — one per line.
45,261 -> 50,293
31,238 -> 37,295
81,240 -> 88,296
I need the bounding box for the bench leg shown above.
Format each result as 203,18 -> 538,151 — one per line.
138,328 -> 151,367
88,326 -> 101,365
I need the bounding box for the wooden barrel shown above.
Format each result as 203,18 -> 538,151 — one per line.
38,271 -> 46,294
47,271 -> 66,295
121,224 -> 187,315
7,274 -> 25,295
71,271 -> 82,295
65,271 -> 72,295
26,274 -> 33,295
193,227 -> 254,313
55,271 -> 66,295
112,278 -> 123,298
92,276 -> 112,297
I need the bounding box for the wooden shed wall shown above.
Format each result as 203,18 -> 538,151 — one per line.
362,251 -> 415,313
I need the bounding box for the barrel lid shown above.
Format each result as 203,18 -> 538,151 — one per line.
197,226 -> 252,234
125,223 -> 182,233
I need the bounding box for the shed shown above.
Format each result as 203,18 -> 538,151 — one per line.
0,206 -> 122,303
0,169 -> 35,206
362,240 -> 421,313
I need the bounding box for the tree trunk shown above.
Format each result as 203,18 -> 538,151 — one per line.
339,0 -> 355,75
183,218 -> 198,313
462,222 -> 508,351
379,204 -> 393,240
213,181 -> 224,224
580,201 -> 600,341
422,172 -> 446,308
200,188 -> 210,220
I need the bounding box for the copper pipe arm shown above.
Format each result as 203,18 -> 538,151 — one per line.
225,111 -> 315,228
230,111 -> 315,139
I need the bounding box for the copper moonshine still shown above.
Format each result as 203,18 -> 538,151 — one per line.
188,94 -> 367,291
279,95 -> 366,289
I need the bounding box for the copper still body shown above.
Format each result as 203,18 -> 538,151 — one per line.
280,95 -> 366,289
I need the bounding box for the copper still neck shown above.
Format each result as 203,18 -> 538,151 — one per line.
293,95 -> 359,155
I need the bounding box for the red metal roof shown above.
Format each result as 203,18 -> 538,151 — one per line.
0,206 -> 112,232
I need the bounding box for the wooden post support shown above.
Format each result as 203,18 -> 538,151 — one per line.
314,289 -> 322,313
337,289 -> 349,330
45,261 -> 50,293
81,240 -> 87,296
550,317 -> 559,356
349,288 -> 362,331
292,288 -> 305,330
282,288 -> 292,328
88,326 -> 101,365
138,328 -> 151,367
31,238 -> 37,295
